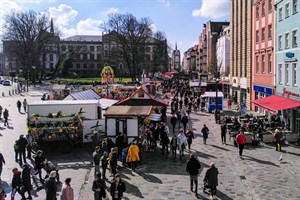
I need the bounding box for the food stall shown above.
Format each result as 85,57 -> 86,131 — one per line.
201,91 -> 224,113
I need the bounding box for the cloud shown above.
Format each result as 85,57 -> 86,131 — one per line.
48,4 -> 78,27
150,24 -> 157,32
60,18 -> 103,38
161,0 -> 170,7
102,7 -> 118,16
0,0 -> 23,16
192,0 -> 230,19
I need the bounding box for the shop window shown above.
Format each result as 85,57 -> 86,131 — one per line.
292,30 -> 298,48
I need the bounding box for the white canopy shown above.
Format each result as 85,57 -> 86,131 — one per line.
201,92 -> 224,98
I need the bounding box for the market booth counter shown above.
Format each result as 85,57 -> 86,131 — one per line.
104,105 -> 152,144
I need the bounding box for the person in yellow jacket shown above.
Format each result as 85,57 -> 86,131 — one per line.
126,142 -> 140,171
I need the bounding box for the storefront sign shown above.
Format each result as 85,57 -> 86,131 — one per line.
284,52 -> 297,62
283,88 -> 299,97
253,85 -> 273,95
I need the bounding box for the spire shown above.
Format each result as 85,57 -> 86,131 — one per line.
50,18 -> 54,34
175,43 -> 177,50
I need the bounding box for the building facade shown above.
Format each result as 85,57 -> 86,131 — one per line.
182,45 -> 198,72
275,0 -> 300,133
171,43 -> 181,71
230,0 -> 253,109
252,0 -> 276,113
216,25 -> 230,77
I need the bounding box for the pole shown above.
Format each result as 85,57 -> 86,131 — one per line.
26,70 -> 29,92
215,80 -> 219,123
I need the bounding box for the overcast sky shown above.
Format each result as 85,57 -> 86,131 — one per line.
0,0 -> 230,54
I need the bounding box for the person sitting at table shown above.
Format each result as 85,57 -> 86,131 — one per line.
257,124 -> 264,141
225,116 -> 232,124
252,117 -> 257,123
245,113 -> 250,121
247,120 -> 253,131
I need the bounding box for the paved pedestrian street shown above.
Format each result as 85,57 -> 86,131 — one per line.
1,91 -> 300,200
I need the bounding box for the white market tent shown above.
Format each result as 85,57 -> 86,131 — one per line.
201,92 -> 224,98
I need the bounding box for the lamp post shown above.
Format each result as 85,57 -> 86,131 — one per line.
215,78 -> 219,123
27,66 -> 36,92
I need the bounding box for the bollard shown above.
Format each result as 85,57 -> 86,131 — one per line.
12,90 -> 14,95
9,90 -> 11,96
15,89 -> 18,94
2,92 -> 4,97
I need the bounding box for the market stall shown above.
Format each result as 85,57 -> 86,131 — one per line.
201,91 -> 224,113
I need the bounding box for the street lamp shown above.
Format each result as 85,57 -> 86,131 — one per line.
27,66 -> 36,92
215,78 -> 220,123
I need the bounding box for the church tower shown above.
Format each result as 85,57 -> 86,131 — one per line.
171,43 -> 181,71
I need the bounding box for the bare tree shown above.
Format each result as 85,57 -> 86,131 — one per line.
151,31 -> 169,73
2,10 -> 58,83
102,13 -> 153,81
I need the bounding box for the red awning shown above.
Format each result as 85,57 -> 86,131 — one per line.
252,95 -> 300,113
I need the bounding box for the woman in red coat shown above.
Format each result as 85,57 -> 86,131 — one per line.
236,130 -> 246,159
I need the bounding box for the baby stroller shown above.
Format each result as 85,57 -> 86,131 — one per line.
43,159 -> 60,182
203,179 -> 211,194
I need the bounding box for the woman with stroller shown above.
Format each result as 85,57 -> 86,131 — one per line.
204,163 -> 219,200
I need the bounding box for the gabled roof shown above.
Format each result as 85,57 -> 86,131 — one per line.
64,89 -> 101,100
104,106 -> 152,117
63,35 -> 102,42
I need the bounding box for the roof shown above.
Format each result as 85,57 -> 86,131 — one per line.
252,95 -> 300,114
116,99 -> 167,106
29,100 -> 100,106
104,106 -> 152,117
201,92 -> 224,98
99,98 -> 118,109
63,35 -> 102,42
64,89 -> 101,100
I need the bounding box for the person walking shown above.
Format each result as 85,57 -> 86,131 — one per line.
126,142 -> 140,171
204,163 -> 219,199
0,105 -> 2,119
201,124 -> 209,145
236,129 -> 247,159
0,153 -> 5,181
100,151 -> 108,180
109,149 -> 118,178
170,114 -> 177,133
177,128 -> 187,160
274,129 -> 283,161
181,114 -> 189,134
93,146 -> 101,176
23,99 -> 28,113
21,164 -> 32,199
17,100 -> 22,113
110,174 -> 126,200
186,154 -> 201,195
186,128 -> 194,152
13,140 -> 19,162
220,123 -> 227,145
26,134 -> 32,159
17,134 -> 28,165
45,171 -> 57,200
170,134 -> 178,160
60,178 -> 74,200
11,167 -> 26,200
92,173 -> 107,200
34,150 -> 45,183
3,109 -> 9,127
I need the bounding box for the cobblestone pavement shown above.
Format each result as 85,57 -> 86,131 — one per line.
79,109 -> 300,200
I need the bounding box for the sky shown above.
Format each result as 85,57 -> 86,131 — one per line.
0,0 -> 230,55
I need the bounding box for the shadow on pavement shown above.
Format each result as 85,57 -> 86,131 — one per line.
242,155 -> 279,167
194,151 -> 217,159
216,189 -> 234,200
209,144 -> 231,152
137,172 -> 162,184
123,179 -> 144,199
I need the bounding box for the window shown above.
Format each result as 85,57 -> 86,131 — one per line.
285,33 -> 289,49
293,0 -> 298,14
262,55 -> 265,73
76,63 -> 80,69
90,63 -> 94,69
278,35 -> 283,50
262,28 -> 265,42
97,46 -> 102,52
256,30 -> 259,43
268,54 -> 272,73
90,54 -> 94,60
268,25 -> 272,40
262,2 -> 266,16
256,6 -> 259,19
256,56 -> 259,73
269,0 -> 273,12
279,64 -> 282,84
83,63 -> 87,69
285,3 -> 290,18
285,64 -> 289,85
90,46 -> 94,52
97,53 -> 101,60
292,30 -> 298,47
279,7 -> 283,20
292,63 -> 297,85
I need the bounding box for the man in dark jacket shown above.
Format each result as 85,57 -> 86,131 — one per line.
204,163 -> 219,199
186,154 -> 201,195
17,134 -> 28,165
34,150 -> 45,183
17,100 -> 22,113
93,146 -> 101,176
22,164 -> 32,199
92,172 -> 107,200
181,114 -> 189,134
201,124 -> 209,145
11,167 -> 26,200
220,123 -> 227,145
170,114 -> 177,133
45,171 -> 57,200
0,153 -> 5,181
